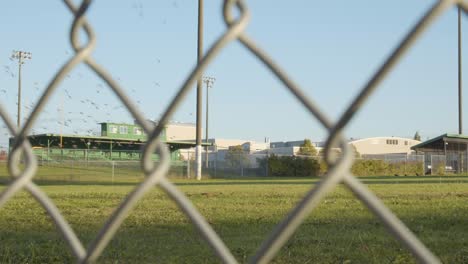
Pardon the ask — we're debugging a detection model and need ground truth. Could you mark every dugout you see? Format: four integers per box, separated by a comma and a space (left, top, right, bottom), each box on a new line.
9, 133, 210, 162
411, 134, 468, 174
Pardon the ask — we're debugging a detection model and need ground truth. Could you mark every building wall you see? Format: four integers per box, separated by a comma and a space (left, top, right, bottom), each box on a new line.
101, 121, 197, 142
165, 123, 197, 141
270, 140, 305, 148
349, 137, 420, 155
210, 139, 251, 150
266, 146, 300, 156
241, 142, 270, 153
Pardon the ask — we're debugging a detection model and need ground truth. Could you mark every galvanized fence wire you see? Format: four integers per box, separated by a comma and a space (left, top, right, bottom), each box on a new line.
0, 0, 466, 263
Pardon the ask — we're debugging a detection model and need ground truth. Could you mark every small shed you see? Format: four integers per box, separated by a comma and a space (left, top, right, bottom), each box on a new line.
411, 133, 468, 174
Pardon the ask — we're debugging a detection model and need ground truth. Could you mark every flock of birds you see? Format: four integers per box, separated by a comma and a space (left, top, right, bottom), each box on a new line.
0, 0, 186, 148
0, 54, 170, 147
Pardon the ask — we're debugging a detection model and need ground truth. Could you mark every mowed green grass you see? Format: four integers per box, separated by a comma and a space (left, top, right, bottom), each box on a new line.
0, 164, 468, 263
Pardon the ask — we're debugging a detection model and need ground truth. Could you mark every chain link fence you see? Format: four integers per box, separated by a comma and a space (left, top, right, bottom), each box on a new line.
0, 152, 432, 184
430, 155, 447, 175
1, 0, 467, 263
187, 151, 427, 178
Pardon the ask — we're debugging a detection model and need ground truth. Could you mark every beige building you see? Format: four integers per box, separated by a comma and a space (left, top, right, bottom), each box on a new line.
349, 137, 420, 155
141, 120, 198, 141
165, 122, 197, 141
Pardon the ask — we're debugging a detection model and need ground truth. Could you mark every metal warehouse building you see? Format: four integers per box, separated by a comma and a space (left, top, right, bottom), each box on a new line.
348, 137, 420, 156
412, 134, 468, 174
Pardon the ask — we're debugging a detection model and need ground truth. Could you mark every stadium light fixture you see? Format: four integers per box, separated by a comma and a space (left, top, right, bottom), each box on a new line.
203, 76, 216, 168
11, 50, 32, 128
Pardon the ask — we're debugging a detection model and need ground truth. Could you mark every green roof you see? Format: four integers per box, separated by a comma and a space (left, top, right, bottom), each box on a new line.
411, 133, 468, 150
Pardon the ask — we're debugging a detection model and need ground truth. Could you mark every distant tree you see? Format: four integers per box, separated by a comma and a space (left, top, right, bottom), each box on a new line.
225, 145, 248, 168
414, 131, 421, 141
297, 139, 317, 156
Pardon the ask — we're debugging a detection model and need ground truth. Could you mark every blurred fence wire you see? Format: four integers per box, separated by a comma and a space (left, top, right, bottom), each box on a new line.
0, 0, 467, 263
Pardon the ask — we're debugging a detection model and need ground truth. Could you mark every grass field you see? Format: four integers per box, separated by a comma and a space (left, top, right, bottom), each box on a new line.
0, 164, 468, 263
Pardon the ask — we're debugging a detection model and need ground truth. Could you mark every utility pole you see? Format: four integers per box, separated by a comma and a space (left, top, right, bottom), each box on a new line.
458, 6, 463, 135
196, 0, 204, 180
11, 50, 32, 128
203, 76, 215, 168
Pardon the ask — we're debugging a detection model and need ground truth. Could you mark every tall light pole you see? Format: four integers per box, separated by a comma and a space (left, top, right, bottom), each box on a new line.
458, 6, 463, 135
196, 0, 204, 180
11, 50, 32, 128
203, 76, 215, 168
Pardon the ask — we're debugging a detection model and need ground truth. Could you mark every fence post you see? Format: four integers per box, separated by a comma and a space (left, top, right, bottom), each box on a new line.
71, 159, 74, 181
187, 151, 191, 179
214, 150, 217, 178
430, 155, 433, 175
405, 154, 407, 175
422, 154, 425, 175
241, 153, 244, 177
47, 141, 50, 165
112, 161, 115, 185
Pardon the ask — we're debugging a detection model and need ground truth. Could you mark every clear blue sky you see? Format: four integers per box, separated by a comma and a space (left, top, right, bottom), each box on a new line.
0, 1, 466, 148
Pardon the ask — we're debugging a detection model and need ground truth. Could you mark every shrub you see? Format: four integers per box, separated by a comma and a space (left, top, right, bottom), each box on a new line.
257, 156, 424, 177
257, 155, 320, 177
350, 159, 424, 176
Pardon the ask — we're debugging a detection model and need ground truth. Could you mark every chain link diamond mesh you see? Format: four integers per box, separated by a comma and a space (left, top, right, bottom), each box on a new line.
1, 0, 467, 263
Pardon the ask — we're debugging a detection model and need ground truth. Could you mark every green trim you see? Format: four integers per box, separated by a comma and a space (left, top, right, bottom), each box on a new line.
99, 123, 150, 141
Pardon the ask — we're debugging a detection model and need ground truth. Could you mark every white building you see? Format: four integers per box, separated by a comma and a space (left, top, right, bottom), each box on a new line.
269, 140, 320, 156
208, 138, 251, 150
266, 146, 300, 156
241, 141, 270, 153
268, 137, 421, 157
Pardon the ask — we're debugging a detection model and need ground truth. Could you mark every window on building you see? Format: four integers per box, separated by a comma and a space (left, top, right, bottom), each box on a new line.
405, 141, 408, 145
134, 127, 142, 135
386, 139, 398, 145
119, 126, 128, 134
109, 125, 118, 134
